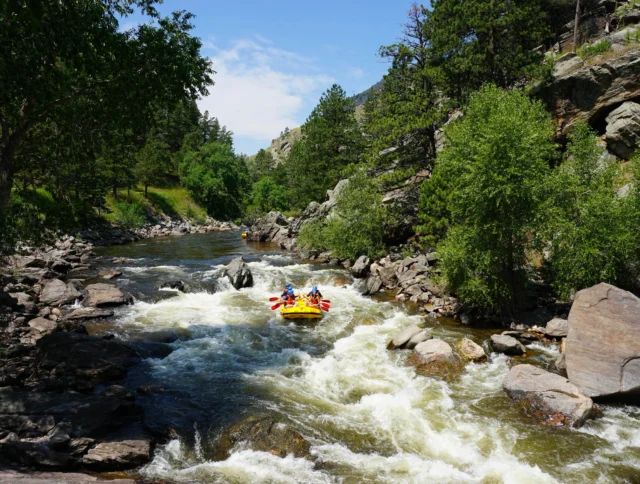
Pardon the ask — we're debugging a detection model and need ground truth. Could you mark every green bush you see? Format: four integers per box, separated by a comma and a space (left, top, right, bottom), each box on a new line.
541, 123, 640, 299
297, 173, 387, 260
248, 177, 288, 216
434, 85, 556, 312
577, 40, 612, 59
113, 200, 147, 230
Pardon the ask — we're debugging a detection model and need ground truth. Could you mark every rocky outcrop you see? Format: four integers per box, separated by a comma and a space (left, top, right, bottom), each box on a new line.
536, 47, 640, 137
503, 364, 598, 427
83, 284, 131, 308
456, 338, 487, 362
351, 256, 371, 278
605, 101, 640, 159
247, 212, 295, 250
387, 324, 432, 350
490, 334, 526, 356
224, 256, 254, 290
565, 283, 640, 402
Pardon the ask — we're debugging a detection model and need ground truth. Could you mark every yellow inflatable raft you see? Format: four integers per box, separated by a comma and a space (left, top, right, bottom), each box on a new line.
280, 299, 323, 320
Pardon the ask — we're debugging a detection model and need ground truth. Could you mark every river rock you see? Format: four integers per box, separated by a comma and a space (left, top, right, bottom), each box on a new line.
503, 364, 598, 428
544, 318, 569, 339
36, 332, 140, 382
160, 280, 186, 292
456, 338, 487, 362
605, 101, 640, 159
363, 275, 382, 295
414, 339, 457, 366
351, 256, 371, 278
216, 415, 310, 460
82, 440, 151, 470
84, 284, 131, 307
98, 269, 122, 280
387, 324, 432, 350
490, 334, 526, 356
565, 283, 640, 402
65, 308, 114, 320
225, 256, 253, 290
40, 279, 81, 307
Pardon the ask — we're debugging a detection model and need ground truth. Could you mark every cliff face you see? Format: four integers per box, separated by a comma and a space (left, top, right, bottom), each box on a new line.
260, 127, 302, 165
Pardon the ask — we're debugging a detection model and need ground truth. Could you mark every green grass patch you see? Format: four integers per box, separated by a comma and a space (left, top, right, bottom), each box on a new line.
105, 186, 207, 224
577, 40, 612, 59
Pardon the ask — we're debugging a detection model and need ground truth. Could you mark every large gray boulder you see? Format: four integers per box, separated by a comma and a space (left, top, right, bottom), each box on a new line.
456, 338, 487, 362
39, 279, 81, 307
490, 334, 526, 356
84, 284, 131, 307
225, 256, 254, 290
503, 364, 598, 428
605, 101, 640, 159
387, 324, 432, 350
565, 283, 640, 402
248, 211, 289, 242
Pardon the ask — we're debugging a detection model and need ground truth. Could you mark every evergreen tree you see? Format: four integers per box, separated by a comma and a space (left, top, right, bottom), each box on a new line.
251, 149, 275, 182
134, 131, 171, 198
365, 4, 446, 169
430, 0, 550, 103
288, 84, 364, 208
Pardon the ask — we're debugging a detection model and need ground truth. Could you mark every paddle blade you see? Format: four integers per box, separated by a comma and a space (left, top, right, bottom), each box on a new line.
320, 305, 330, 312
321, 299, 331, 303
271, 302, 283, 310
269, 297, 280, 302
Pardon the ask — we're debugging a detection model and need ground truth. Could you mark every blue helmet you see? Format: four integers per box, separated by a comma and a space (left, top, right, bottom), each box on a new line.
288, 289, 294, 295
285, 283, 292, 288
312, 286, 318, 292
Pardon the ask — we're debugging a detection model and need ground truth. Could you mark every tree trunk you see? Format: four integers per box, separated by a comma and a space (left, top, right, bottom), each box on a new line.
573, 0, 581, 53
0, 147, 15, 215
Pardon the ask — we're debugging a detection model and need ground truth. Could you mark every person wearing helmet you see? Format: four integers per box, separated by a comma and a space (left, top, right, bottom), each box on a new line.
281, 283, 293, 301
285, 288, 296, 307
306, 285, 323, 306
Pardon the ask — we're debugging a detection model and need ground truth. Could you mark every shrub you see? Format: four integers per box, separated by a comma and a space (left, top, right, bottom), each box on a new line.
434, 85, 556, 312
577, 40, 612, 59
113, 200, 146, 230
297, 173, 387, 260
541, 123, 640, 299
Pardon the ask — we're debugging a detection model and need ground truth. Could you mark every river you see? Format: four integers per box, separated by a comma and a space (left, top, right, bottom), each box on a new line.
91, 231, 640, 483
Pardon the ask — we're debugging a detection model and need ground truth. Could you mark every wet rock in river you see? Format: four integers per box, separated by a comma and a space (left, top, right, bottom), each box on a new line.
215, 415, 311, 460
98, 269, 122, 280
503, 364, 598, 428
456, 338, 487, 362
414, 339, 458, 368
387, 324, 432, 350
490, 334, 526, 356
82, 439, 151, 470
160, 280, 186, 292
65, 307, 114, 321
84, 283, 131, 307
351, 255, 371, 278
565, 283, 640, 402
224, 256, 253, 290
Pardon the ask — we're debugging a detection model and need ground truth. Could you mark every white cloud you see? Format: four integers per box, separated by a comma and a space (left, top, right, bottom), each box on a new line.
198, 39, 333, 151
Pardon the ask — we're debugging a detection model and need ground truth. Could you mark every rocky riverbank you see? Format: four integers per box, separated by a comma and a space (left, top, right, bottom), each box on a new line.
0, 236, 163, 476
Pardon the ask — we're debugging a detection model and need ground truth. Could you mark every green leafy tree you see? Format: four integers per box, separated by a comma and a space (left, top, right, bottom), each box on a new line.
134, 131, 171, 198
248, 177, 288, 215
0, 0, 213, 213
430, 0, 550, 103
436, 85, 556, 313
288, 84, 364, 208
541, 123, 640, 299
415, 166, 455, 250
180, 139, 250, 219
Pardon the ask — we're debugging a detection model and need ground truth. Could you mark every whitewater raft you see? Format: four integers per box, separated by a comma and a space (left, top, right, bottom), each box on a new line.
280, 299, 323, 320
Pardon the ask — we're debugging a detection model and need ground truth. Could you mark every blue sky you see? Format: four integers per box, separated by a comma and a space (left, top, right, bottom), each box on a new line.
121, 1, 415, 155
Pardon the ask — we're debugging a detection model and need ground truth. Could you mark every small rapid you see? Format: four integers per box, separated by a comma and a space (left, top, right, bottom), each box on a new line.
92, 231, 640, 484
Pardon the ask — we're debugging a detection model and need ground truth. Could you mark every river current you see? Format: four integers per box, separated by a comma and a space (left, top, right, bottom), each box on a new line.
92, 231, 640, 483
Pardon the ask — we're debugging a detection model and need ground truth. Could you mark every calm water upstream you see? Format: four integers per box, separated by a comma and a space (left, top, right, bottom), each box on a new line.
92, 231, 640, 483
